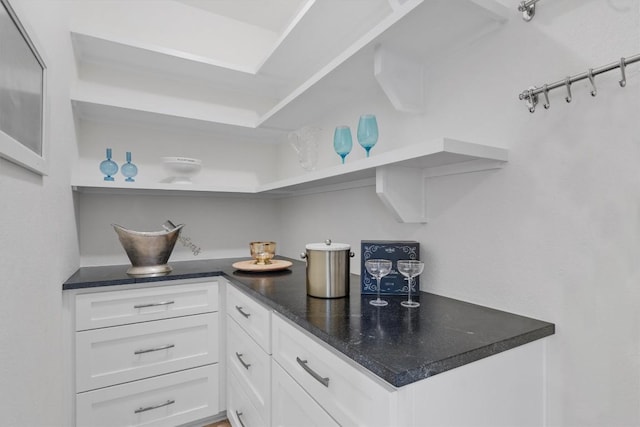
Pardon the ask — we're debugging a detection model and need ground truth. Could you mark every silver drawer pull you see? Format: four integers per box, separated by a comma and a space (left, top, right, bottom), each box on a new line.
236, 410, 247, 427
235, 305, 251, 318
296, 357, 330, 387
134, 344, 175, 355
235, 352, 251, 370
134, 399, 175, 414
134, 300, 175, 309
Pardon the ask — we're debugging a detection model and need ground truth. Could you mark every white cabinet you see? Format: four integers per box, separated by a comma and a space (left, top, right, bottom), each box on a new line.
271, 311, 547, 427
227, 316, 271, 419
76, 313, 219, 392
75, 281, 218, 330
226, 284, 271, 353
272, 313, 397, 427
70, 279, 222, 427
271, 361, 339, 427
226, 285, 272, 427
76, 364, 219, 427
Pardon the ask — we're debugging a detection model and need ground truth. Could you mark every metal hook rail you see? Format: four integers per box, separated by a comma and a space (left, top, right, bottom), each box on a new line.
518, 0, 541, 21
518, 53, 640, 113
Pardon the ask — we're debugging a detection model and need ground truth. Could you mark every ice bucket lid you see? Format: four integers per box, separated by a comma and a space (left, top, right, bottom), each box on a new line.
305, 239, 350, 251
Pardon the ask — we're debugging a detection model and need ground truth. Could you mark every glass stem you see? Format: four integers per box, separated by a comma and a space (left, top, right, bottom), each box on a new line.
366, 149, 370, 158
341, 156, 345, 164
376, 277, 381, 301
407, 277, 412, 302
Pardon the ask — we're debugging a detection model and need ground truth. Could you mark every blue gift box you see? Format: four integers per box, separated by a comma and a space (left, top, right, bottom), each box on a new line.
361, 240, 420, 295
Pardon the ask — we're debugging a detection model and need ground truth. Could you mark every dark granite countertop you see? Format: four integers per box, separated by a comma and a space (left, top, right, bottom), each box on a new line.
63, 257, 555, 387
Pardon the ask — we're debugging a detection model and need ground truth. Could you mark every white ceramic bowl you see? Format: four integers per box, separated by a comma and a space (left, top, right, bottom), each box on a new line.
162, 157, 202, 184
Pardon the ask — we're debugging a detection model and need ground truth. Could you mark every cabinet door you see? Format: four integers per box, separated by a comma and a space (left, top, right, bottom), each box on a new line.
227, 316, 271, 421
272, 360, 339, 427
76, 364, 219, 427
226, 284, 271, 353
76, 313, 218, 392
272, 314, 396, 427
76, 281, 219, 330
227, 368, 268, 427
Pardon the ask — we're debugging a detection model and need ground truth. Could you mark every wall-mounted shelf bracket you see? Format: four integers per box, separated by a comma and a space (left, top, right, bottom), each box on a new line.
376, 165, 427, 223
376, 158, 506, 224
374, 45, 425, 113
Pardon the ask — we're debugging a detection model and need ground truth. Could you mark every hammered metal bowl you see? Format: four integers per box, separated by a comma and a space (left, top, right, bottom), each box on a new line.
113, 223, 184, 276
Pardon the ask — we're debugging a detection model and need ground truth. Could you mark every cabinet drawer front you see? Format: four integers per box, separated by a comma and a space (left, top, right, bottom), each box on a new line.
227, 316, 271, 420
272, 360, 339, 427
76, 313, 219, 392
226, 285, 271, 353
272, 314, 396, 427
76, 364, 219, 427
227, 368, 268, 427
76, 281, 219, 330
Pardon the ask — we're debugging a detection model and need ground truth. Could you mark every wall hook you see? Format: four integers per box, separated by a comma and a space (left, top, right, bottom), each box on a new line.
519, 87, 538, 113
564, 77, 572, 103
518, 0, 538, 22
619, 57, 627, 87
518, 52, 640, 113
587, 68, 597, 97
541, 84, 550, 109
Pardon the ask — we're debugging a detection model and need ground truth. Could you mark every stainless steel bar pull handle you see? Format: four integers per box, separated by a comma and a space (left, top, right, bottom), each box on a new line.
236, 352, 251, 370
236, 410, 247, 427
134, 399, 175, 414
296, 357, 330, 387
134, 344, 175, 355
235, 305, 251, 318
134, 300, 175, 309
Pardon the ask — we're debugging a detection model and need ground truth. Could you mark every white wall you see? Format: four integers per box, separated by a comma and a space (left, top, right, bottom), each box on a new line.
5, 0, 637, 426
276, 1, 640, 426
78, 192, 282, 266
0, 0, 79, 425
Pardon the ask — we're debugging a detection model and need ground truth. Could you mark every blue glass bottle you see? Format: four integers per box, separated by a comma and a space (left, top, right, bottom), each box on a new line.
121, 151, 138, 182
99, 148, 118, 181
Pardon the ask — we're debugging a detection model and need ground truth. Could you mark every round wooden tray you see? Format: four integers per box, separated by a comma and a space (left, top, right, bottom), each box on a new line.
232, 259, 293, 272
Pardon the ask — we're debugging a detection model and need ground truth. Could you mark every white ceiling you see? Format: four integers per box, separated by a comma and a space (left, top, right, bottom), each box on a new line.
172, 0, 308, 33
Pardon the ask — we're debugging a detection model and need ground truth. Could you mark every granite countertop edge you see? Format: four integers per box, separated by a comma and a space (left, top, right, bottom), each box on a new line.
63, 258, 555, 388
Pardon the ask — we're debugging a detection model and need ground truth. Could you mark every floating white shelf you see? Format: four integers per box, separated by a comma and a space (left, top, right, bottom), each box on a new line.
70, 0, 508, 132
72, 138, 508, 222
70, 1, 510, 222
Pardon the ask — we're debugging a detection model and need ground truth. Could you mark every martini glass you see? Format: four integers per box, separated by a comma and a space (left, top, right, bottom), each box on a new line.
397, 260, 424, 308
356, 114, 378, 157
365, 259, 392, 307
333, 126, 353, 164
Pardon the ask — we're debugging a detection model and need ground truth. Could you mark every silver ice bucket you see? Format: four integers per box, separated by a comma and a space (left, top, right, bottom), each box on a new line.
113, 223, 184, 276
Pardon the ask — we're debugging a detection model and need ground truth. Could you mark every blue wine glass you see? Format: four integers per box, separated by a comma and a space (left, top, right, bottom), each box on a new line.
333, 126, 353, 164
99, 148, 118, 181
357, 114, 378, 157
121, 151, 138, 182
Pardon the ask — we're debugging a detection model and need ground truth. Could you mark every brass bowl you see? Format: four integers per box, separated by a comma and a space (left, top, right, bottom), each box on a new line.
250, 241, 276, 265
113, 223, 184, 276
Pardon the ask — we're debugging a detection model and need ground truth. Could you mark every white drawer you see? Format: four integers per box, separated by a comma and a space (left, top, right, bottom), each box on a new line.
272, 360, 339, 427
76, 364, 219, 427
75, 281, 219, 331
76, 313, 219, 392
226, 284, 271, 353
227, 368, 268, 427
272, 314, 396, 427
227, 316, 271, 421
